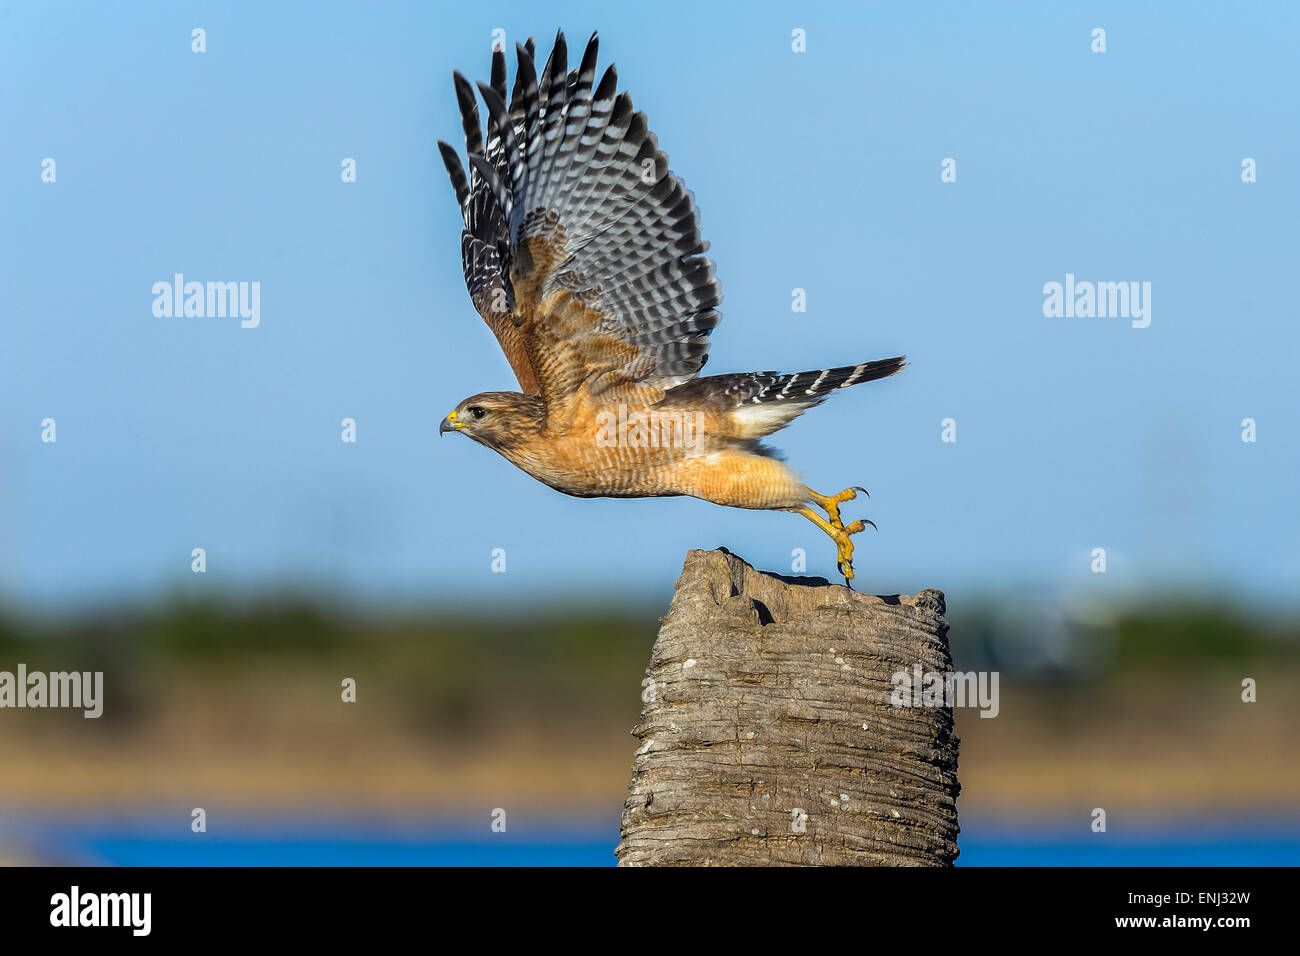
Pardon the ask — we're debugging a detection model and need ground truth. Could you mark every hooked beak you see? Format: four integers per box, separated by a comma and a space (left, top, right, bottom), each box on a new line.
439, 411, 459, 437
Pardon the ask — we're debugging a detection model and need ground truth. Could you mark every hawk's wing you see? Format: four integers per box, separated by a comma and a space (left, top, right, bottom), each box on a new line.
437, 31, 722, 413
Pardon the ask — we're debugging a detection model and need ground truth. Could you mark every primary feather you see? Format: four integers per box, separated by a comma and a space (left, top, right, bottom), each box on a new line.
437, 30, 723, 404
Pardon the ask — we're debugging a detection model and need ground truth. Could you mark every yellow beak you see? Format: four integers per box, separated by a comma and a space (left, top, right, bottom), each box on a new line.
439, 410, 463, 436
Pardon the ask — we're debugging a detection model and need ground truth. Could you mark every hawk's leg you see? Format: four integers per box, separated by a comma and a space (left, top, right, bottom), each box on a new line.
792, 505, 871, 586
804, 485, 871, 532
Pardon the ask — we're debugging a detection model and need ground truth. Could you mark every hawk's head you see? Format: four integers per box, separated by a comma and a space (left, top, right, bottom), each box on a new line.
440, 391, 543, 453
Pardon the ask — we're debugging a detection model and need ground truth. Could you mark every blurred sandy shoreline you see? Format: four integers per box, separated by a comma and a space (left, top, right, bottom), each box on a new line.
2, 668, 1295, 818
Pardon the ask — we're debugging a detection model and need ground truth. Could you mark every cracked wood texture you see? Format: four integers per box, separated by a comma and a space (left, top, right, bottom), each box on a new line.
616, 548, 960, 866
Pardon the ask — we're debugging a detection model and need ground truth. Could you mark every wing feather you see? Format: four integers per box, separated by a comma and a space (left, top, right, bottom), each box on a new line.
438, 29, 722, 411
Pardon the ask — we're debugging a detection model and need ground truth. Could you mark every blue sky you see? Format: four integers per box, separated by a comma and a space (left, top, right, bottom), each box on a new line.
2, 1, 1297, 610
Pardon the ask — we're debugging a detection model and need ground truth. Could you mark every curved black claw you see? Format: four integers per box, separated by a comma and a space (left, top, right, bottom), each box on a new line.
852, 486, 870, 498
836, 559, 855, 589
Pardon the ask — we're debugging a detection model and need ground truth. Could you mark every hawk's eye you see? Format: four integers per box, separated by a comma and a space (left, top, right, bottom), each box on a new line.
468, 406, 486, 420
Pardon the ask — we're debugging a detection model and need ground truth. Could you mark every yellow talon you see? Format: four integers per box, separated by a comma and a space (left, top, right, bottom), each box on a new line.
805, 485, 866, 531
792, 497, 874, 586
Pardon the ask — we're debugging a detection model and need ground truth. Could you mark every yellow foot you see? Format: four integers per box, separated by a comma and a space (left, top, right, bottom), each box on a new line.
805, 485, 870, 531
792, 505, 873, 587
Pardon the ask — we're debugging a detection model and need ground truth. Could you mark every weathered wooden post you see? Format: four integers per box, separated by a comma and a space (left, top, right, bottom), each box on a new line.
616, 548, 960, 866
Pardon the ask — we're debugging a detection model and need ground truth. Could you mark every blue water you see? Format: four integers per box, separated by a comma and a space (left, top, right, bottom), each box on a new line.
957, 820, 1300, 867
6, 814, 1298, 866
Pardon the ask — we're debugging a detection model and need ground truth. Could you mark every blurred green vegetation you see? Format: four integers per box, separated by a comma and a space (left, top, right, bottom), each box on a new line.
0, 594, 1295, 715
0, 597, 662, 730
1108, 606, 1299, 665
946, 599, 1299, 677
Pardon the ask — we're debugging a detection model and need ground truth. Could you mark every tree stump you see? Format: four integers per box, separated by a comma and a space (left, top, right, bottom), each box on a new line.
616, 548, 960, 866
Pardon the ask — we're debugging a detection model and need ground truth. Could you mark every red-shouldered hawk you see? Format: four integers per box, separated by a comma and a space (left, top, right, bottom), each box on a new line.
437, 31, 905, 584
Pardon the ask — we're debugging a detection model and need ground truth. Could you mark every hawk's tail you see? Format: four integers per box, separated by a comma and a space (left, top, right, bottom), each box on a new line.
687, 356, 906, 406
664, 356, 907, 438
771, 357, 908, 401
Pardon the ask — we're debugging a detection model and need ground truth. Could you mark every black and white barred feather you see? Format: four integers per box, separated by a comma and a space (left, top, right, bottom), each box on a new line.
662, 357, 907, 437
438, 30, 723, 391
670, 357, 906, 407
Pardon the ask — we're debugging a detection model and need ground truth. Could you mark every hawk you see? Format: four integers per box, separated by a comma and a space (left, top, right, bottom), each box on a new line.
437, 31, 905, 583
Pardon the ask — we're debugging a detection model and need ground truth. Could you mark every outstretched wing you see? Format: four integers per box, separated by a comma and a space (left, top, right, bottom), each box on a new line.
438, 37, 540, 394
437, 30, 722, 413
